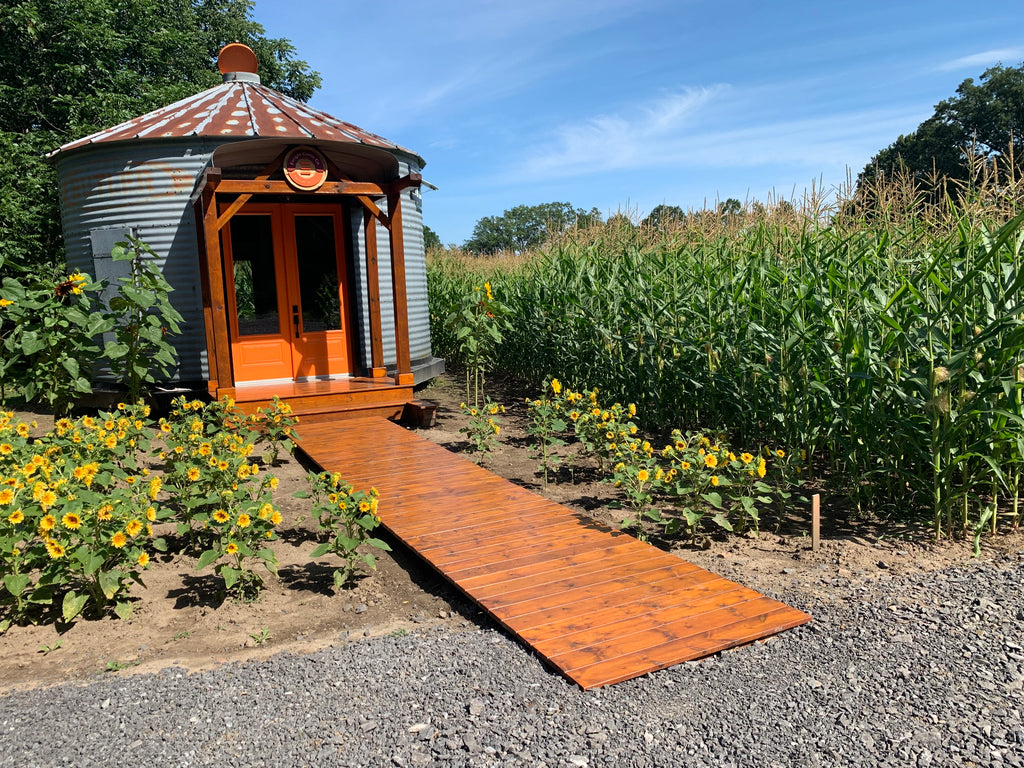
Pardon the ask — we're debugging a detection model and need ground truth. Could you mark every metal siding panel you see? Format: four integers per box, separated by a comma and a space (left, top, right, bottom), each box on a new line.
56, 140, 216, 383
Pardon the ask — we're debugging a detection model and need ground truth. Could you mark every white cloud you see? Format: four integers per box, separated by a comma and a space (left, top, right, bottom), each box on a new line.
935, 48, 1024, 72
520, 87, 724, 177
511, 87, 928, 183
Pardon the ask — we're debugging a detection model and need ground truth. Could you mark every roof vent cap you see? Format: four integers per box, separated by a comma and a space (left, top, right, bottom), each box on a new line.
218, 43, 260, 84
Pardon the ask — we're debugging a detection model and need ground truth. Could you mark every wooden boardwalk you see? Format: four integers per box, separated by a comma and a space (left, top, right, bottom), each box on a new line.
298, 418, 810, 689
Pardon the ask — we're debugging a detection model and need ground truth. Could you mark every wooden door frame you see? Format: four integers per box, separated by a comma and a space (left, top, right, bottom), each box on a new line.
192, 154, 422, 400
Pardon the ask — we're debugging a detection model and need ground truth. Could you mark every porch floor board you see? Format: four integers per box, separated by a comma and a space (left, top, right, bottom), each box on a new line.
232, 377, 414, 422
297, 417, 810, 690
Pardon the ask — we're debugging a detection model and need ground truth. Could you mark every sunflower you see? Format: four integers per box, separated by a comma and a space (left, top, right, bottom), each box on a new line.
39, 514, 56, 532
62, 512, 82, 530
97, 504, 114, 521
710, 476, 719, 486
236, 514, 251, 529
704, 454, 718, 469
111, 531, 127, 548
212, 509, 230, 524
45, 539, 65, 559
740, 453, 754, 464
137, 552, 150, 567
270, 511, 282, 526
637, 469, 650, 482
0, 488, 13, 505
8, 509, 24, 524
225, 542, 239, 555
125, 519, 143, 537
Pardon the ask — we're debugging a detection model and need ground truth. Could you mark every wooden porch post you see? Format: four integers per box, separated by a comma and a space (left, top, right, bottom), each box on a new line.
194, 169, 234, 397
386, 189, 414, 386
363, 211, 386, 378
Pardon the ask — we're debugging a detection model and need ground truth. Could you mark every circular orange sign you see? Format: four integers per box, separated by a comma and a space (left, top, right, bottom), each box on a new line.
283, 146, 328, 191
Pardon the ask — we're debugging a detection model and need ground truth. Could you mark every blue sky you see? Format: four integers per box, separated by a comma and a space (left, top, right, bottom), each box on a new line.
252, 1, 1024, 245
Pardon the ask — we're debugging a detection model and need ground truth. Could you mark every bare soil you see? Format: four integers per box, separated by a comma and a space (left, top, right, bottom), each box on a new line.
1, 372, 1019, 693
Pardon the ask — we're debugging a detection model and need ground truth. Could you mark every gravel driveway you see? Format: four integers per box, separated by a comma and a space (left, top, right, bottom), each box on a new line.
1, 558, 1021, 768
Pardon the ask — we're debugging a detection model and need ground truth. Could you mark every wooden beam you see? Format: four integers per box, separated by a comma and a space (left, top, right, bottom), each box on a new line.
364, 212, 386, 378
387, 173, 423, 193
213, 179, 386, 196
196, 169, 235, 396
193, 169, 221, 396
215, 193, 252, 232
320, 154, 390, 230
387, 189, 413, 386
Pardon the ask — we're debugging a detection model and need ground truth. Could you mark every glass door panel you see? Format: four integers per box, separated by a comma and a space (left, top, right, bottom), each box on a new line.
228, 215, 280, 336
294, 215, 342, 332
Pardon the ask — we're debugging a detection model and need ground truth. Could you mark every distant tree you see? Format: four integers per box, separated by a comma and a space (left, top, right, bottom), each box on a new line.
463, 202, 601, 254
718, 198, 743, 223
423, 225, 442, 250
0, 0, 321, 276
857, 62, 1024, 196
642, 204, 686, 228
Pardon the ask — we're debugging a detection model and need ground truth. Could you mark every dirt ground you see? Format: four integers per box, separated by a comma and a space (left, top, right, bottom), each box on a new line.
1, 372, 1020, 692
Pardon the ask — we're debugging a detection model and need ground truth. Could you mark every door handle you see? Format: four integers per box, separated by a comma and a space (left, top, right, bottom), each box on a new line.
292, 305, 300, 338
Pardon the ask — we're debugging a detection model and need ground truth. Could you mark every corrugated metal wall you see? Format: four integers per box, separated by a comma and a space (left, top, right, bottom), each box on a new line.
55, 140, 218, 383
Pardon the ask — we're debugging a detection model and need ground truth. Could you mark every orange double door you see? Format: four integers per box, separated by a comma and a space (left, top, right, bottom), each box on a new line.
221, 203, 355, 384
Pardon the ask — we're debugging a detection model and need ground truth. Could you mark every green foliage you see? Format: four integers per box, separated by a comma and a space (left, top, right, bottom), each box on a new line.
427, 197, 1024, 541
104, 236, 184, 403
300, 473, 390, 591
642, 204, 686, 229
423, 225, 443, 251
458, 399, 504, 457
251, 396, 298, 465
448, 282, 512, 408
0, 269, 114, 416
859, 61, 1024, 197
526, 379, 568, 486
0, 0, 321, 279
464, 202, 602, 254
0, 405, 164, 628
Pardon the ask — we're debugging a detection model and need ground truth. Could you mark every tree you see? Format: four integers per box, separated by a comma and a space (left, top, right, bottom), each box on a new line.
423, 225, 442, 250
718, 198, 743, 224
463, 202, 602, 254
0, 0, 321, 277
858, 62, 1024, 196
642, 204, 685, 228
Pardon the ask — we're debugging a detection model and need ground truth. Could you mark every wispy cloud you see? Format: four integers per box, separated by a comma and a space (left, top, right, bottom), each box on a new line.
512, 87, 926, 183
519, 87, 724, 177
935, 48, 1024, 72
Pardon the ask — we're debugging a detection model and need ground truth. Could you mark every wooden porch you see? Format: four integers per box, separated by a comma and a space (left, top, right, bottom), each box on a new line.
232, 377, 415, 422
298, 417, 811, 689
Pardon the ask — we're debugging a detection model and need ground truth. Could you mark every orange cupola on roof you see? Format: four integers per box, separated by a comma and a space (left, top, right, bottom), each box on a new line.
217, 42, 259, 79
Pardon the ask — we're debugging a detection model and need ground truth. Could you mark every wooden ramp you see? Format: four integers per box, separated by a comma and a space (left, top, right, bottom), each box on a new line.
298, 418, 810, 689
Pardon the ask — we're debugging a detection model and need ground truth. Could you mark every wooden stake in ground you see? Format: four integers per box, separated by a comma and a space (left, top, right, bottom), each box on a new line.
812, 494, 821, 551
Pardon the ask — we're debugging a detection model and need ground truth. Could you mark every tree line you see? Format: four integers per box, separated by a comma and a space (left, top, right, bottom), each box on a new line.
0, 0, 320, 279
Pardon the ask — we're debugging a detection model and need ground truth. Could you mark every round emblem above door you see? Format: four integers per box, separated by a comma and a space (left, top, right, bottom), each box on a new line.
283, 146, 329, 191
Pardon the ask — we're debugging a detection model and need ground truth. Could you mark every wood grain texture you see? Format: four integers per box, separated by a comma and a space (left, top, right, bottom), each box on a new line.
297, 418, 811, 689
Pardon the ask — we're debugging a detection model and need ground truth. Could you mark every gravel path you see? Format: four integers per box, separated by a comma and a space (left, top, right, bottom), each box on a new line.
1, 558, 1021, 768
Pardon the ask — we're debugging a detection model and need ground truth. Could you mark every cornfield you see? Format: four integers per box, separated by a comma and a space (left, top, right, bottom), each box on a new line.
428, 183, 1024, 538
